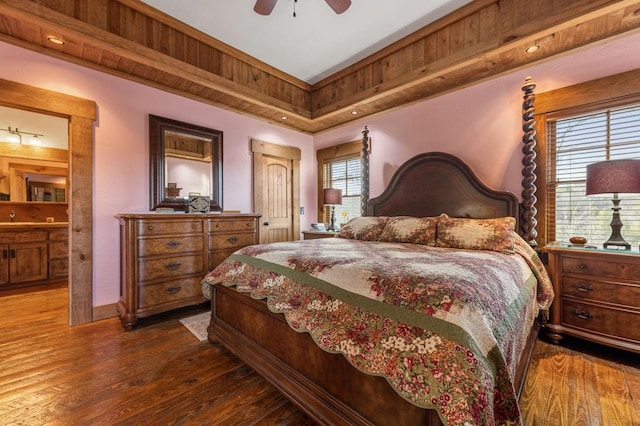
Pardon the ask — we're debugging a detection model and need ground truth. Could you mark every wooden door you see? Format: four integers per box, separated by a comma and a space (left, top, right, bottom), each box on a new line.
9, 242, 48, 283
251, 140, 301, 244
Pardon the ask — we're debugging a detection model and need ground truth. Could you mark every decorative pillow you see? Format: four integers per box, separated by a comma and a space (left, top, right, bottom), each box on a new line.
435, 213, 516, 254
378, 216, 438, 246
337, 216, 389, 241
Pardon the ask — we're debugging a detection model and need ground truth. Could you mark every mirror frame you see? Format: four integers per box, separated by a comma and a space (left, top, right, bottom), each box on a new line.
149, 114, 223, 211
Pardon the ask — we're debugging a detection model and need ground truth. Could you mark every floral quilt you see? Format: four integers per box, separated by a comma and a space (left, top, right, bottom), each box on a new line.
201, 236, 553, 426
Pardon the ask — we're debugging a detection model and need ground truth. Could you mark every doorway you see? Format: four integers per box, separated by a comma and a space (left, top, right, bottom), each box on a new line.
251, 139, 301, 243
0, 78, 96, 325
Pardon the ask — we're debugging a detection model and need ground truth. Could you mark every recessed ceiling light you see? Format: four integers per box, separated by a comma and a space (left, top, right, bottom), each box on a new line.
351, 110, 358, 115
281, 116, 288, 120
47, 36, 65, 45
525, 45, 539, 54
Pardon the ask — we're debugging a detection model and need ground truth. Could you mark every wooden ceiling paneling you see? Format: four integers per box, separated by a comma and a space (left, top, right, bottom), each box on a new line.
0, 0, 639, 134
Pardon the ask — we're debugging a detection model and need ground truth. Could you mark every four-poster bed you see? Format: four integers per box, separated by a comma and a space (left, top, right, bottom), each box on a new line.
200, 81, 548, 426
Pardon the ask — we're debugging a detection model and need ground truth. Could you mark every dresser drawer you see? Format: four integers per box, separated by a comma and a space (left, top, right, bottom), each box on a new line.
561, 276, 640, 306
209, 219, 256, 233
49, 258, 68, 278
49, 229, 68, 242
562, 256, 640, 280
561, 299, 640, 342
49, 241, 68, 258
210, 250, 237, 269
137, 220, 202, 236
138, 254, 205, 282
209, 233, 256, 250
138, 236, 204, 257
138, 277, 204, 309
0, 231, 48, 243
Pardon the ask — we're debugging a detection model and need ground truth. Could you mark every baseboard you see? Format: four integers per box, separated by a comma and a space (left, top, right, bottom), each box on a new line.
93, 302, 118, 321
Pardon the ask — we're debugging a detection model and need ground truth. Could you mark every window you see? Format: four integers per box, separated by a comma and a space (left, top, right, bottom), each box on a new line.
316, 140, 362, 227
545, 102, 640, 246
323, 157, 361, 224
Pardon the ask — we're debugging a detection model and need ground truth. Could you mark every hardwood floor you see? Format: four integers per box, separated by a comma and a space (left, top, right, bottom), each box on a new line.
0, 285, 638, 425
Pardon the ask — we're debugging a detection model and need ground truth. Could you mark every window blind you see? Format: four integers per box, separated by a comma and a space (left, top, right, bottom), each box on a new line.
547, 102, 640, 246
322, 157, 361, 226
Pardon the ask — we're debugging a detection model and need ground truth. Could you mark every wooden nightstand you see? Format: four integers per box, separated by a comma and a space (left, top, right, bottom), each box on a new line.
302, 230, 337, 240
542, 243, 640, 353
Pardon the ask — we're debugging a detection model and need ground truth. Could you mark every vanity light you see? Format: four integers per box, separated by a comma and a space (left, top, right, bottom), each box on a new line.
0, 126, 45, 145
525, 45, 539, 54
47, 36, 65, 45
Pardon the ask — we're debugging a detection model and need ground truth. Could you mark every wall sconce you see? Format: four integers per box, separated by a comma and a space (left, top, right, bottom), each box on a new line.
0, 127, 45, 145
586, 159, 640, 250
323, 188, 343, 232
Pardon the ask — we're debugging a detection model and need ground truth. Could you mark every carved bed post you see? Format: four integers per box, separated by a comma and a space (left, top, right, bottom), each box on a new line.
521, 77, 538, 247
361, 126, 370, 216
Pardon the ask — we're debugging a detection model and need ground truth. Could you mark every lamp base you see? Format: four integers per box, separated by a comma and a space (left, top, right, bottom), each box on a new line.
603, 195, 631, 250
327, 206, 339, 232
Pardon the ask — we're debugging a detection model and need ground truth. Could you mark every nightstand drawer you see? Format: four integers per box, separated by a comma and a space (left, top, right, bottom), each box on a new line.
561, 299, 640, 342
561, 276, 640, 306
138, 277, 204, 309
562, 256, 640, 280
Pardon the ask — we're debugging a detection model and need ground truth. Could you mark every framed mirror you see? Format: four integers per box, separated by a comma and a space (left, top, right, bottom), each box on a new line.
149, 114, 223, 211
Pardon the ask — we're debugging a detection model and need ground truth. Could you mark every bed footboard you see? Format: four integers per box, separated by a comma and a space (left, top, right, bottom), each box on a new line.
209, 284, 444, 426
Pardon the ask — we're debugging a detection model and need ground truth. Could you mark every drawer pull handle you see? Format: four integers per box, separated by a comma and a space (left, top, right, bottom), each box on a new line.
166, 286, 181, 295
147, 225, 154, 231
227, 236, 238, 243
579, 263, 587, 270
165, 241, 181, 248
2, 249, 6, 259
165, 262, 181, 271
10, 249, 15, 259
572, 310, 593, 320
191, 224, 197, 229
574, 284, 593, 292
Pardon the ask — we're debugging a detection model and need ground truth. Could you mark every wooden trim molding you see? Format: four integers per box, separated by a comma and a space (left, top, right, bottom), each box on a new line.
0, 78, 96, 325
0, 0, 638, 133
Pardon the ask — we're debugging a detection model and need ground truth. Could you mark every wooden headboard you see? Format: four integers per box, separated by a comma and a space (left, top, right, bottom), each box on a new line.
367, 152, 520, 230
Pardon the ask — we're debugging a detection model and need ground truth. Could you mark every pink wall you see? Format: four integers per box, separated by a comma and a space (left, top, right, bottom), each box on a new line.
1, 29, 640, 310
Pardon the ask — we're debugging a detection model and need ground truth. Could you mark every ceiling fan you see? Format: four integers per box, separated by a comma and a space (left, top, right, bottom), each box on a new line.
254, 0, 352, 16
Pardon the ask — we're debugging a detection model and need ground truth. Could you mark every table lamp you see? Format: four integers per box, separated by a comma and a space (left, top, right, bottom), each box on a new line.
586, 159, 640, 250
323, 188, 343, 232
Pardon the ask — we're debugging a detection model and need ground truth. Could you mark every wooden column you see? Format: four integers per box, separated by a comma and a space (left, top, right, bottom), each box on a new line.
521, 77, 538, 247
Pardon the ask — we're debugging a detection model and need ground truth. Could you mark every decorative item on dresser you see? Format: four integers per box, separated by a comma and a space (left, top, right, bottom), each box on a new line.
115, 213, 259, 330
543, 243, 640, 353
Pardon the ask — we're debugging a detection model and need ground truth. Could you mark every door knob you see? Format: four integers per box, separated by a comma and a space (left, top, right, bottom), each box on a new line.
263, 221, 269, 226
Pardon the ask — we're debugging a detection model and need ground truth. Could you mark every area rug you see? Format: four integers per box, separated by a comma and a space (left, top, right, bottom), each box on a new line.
180, 311, 210, 341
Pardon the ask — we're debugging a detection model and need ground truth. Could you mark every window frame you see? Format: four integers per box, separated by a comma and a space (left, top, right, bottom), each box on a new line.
533, 68, 640, 245
316, 140, 362, 224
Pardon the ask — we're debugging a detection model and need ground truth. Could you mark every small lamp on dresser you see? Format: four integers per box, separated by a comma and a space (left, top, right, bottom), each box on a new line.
323, 188, 342, 232
586, 159, 640, 250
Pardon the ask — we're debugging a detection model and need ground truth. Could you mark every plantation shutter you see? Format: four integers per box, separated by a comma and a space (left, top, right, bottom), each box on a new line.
547, 102, 640, 246
322, 157, 361, 226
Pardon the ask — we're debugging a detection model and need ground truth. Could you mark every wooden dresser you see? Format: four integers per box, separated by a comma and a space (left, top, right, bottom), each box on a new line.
116, 213, 260, 330
543, 243, 640, 353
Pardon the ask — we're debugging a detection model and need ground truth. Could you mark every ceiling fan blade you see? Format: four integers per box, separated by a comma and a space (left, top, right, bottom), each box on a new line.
254, 0, 278, 15
325, 0, 351, 14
